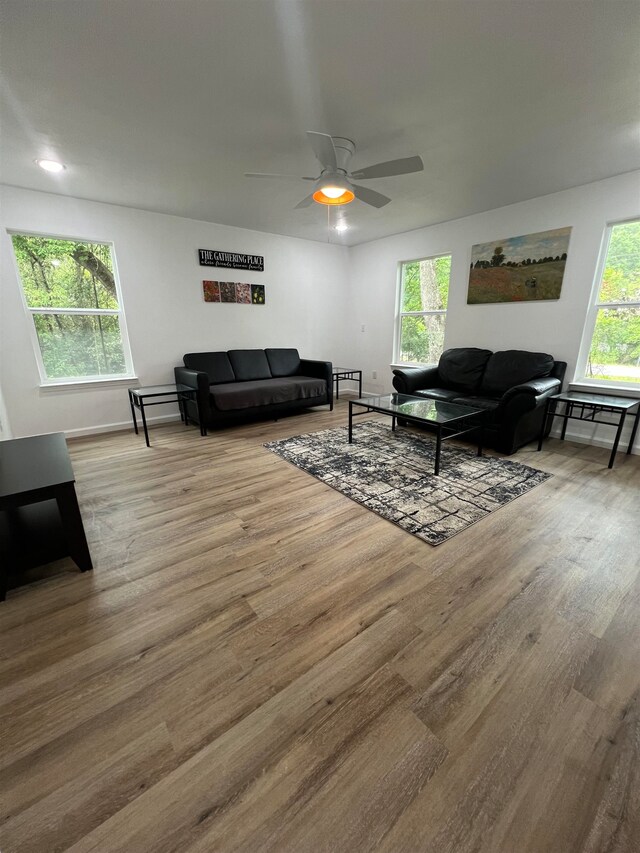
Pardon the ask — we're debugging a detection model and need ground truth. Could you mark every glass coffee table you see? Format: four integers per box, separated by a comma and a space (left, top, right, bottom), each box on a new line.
348, 393, 486, 475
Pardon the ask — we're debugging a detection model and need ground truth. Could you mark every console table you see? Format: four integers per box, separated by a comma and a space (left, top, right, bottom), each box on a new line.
538, 391, 640, 469
0, 433, 93, 600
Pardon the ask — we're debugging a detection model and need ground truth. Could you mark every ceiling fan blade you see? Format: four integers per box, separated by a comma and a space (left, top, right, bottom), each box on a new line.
245, 172, 316, 180
349, 155, 424, 180
352, 184, 391, 208
306, 131, 338, 170
294, 193, 315, 209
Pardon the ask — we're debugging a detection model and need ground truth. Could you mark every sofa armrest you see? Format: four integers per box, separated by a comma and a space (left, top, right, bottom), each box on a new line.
501, 377, 561, 403
299, 359, 333, 406
392, 365, 439, 394
174, 367, 211, 417
299, 358, 332, 380
174, 366, 208, 391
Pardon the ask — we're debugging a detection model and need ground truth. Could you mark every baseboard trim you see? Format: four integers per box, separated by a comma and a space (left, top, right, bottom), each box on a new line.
549, 424, 639, 456
65, 413, 181, 439
57, 406, 638, 457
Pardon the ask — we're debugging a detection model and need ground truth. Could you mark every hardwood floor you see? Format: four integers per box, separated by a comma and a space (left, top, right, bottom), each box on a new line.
1, 401, 639, 852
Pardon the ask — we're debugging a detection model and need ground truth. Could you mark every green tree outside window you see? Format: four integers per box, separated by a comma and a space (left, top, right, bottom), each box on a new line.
397, 255, 451, 364
11, 235, 130, 380
585, 221, 640, 384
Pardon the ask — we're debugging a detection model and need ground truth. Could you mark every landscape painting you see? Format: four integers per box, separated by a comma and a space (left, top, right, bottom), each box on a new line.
467, 226, 572, 304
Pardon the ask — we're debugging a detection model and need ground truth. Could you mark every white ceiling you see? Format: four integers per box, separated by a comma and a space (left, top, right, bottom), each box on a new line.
1, 0, 639, 246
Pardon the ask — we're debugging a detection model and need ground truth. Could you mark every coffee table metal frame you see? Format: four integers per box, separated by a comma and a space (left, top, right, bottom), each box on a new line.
128, 384, 203, 447
348, 394, 485, 475
538, 390, 640, 469
333, 368, 363, 401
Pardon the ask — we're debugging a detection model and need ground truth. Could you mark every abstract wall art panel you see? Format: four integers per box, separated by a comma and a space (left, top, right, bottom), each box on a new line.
203, 280, 221, 302
203, 281, 266, 305
220, 282, 237, 303
251, 284, 266, 304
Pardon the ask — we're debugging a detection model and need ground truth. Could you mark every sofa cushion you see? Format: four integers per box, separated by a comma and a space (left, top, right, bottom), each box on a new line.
438, 348, 492, 393
265, 348, 302, 377
480, 350, 555, 397
210, 377, 326, 411
183, 352, 235, 384
451, 395, 502, 412
413, 388, 460, 402
451, 395, 502, 424
228, 349, 272, 381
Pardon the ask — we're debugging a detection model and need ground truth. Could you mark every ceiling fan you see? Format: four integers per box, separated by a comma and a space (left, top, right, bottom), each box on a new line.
245, 131, 424, 209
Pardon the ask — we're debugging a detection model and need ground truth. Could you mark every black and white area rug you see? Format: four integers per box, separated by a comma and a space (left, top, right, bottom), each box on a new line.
265, 421, 551, 546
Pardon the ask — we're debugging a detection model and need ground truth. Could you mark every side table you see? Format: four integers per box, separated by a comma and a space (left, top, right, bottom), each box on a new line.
0, 433, 93, 600
333, 368, 363, 401
128, 384, 204, 447
537, 391, 640, 468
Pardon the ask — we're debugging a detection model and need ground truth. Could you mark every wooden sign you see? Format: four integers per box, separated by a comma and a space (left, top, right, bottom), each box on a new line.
198, 249, 264, 271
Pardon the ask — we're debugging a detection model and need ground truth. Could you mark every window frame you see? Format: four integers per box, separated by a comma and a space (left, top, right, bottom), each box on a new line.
393, 252, 451, 367
9, 229, 136, 387
575, 217, 640, 390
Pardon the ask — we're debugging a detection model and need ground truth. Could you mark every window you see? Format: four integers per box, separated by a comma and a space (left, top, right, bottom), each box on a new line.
10, 234, 133, 383
577, 220, 640, 386
395, 254, 451, 364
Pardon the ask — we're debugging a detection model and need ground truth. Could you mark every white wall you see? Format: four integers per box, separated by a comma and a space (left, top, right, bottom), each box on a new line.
0, 186, 350, 437
346, 171, 640, 451
2, 173, 639, 452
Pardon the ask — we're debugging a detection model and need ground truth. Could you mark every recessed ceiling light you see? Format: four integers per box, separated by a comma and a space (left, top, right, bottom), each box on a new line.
334, 222, 349, 232
35, 159, 66, 173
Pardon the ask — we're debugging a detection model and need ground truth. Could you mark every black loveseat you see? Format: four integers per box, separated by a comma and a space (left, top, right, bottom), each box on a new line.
174, 348, 332, 432
392, 347, 566, 454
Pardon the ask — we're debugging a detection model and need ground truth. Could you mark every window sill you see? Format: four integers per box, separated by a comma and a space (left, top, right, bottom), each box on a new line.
390, 362, 437, 370
39, 375, 138, 392
569, 381, 640, 399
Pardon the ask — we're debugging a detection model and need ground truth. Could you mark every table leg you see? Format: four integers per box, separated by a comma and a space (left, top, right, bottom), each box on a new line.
56, 482, 93, 572
477, 420, 484, 458
392, 416, 396, 432
140, 398, 150, 447
560, 401, 569, 440
627, 405, 640, 455
435, 427, 442, 476
358, 372, 362, 398
609, 411, 627, 469
129, 391, 139, 435
348, 401, 353, 443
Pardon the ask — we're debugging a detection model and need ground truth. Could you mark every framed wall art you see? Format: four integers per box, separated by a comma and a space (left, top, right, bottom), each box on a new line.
203, 281, 266, 304
467, 226, 572, 304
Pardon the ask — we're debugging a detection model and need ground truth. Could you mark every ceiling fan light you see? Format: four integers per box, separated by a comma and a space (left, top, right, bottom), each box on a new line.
319, 185, 346, 199
312, 187, 355, 205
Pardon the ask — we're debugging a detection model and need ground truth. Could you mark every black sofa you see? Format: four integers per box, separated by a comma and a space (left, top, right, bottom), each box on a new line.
174, 348, 332, 432
392, 347, 566, 454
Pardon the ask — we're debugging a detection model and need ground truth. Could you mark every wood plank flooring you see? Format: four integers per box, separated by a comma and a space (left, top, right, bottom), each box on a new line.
1, 401, 639, 852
